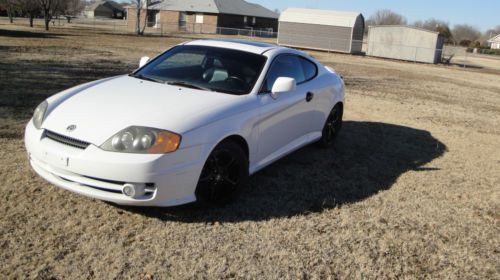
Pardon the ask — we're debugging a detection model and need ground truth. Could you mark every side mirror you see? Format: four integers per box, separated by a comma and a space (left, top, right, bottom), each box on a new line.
139, 56, 150, 68
270, 77, 296, 99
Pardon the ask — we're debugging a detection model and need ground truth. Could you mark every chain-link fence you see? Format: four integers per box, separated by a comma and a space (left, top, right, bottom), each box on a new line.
277, 32, 494, 67
5, 17, 498, 69
2, 16, 277, 39
68, 17, 278, 39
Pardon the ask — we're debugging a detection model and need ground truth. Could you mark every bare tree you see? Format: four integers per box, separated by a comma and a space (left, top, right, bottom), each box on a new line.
452, 24, 481, 46
367, 9, 407, 26
38, 0, 64, 31
413, 18, 453, 43
0, 0, 18, 23
17, 0, 39, 27
62, 0, 83, 23
482, 25, 500, 46
131, 0, 149, 35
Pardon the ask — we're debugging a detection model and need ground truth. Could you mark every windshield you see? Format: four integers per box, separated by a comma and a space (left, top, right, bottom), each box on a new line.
132, 45, 267, 95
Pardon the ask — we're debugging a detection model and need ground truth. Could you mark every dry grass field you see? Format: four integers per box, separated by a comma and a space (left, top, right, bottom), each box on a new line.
1, 23, 499, 279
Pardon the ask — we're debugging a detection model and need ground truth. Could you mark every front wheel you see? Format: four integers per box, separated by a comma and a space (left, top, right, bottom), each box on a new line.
195, 141, 248, 206
318, 104, 343, 148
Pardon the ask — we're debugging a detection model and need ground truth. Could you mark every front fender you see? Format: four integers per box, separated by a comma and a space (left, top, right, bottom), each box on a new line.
180, 101, 260, 172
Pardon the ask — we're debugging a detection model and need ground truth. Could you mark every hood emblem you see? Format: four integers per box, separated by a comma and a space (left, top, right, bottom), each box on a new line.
66, 125, 77, 132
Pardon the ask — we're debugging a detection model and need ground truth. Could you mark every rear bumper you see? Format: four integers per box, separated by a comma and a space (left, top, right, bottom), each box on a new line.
25, 121, 207, 207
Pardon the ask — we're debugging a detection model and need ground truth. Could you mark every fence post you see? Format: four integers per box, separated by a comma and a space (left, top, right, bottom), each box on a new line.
463, 50, 467, 68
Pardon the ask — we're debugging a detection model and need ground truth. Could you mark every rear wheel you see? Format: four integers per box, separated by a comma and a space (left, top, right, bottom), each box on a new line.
318, 104, 343, 148
195, 141, 248, 205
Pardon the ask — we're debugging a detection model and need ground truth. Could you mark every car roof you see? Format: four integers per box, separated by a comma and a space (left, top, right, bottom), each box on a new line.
183, 39, 281, 54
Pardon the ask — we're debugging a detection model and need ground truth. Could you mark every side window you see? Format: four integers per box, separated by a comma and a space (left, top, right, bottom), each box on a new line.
299, 57, 318, 81
263, 55, 305, 92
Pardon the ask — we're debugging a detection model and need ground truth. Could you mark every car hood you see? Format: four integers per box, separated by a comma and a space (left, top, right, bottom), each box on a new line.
42, 75, 240, 145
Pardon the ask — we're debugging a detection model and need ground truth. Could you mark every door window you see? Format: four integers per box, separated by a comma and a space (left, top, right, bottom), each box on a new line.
262, 55, 305, 92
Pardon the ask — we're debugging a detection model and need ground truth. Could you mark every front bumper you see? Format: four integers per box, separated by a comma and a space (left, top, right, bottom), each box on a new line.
25, 122, 206, 206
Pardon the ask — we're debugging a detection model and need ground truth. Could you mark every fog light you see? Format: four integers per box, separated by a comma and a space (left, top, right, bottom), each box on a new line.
122, 183, 146, 198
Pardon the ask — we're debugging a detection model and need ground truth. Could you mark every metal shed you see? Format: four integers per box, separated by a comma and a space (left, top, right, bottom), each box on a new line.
278, 8, 365, 53
367, 26, 444, 64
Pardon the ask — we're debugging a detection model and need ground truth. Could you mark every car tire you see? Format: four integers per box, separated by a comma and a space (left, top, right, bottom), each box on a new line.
195, 140, 249, 206
318, 104, 343, 148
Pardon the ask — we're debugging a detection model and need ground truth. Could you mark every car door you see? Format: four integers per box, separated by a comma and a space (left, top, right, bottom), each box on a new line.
256, 54, 316, 165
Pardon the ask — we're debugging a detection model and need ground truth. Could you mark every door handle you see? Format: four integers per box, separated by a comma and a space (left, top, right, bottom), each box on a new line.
306, 92, 314, 102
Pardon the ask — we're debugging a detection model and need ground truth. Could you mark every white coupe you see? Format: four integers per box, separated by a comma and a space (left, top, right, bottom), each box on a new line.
25, 39, 345, 206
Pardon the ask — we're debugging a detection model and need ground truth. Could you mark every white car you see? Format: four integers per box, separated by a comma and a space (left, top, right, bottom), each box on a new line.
25, 39, 345, 206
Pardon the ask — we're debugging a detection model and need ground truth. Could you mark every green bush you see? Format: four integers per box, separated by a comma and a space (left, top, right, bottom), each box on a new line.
466, 47, 500, 55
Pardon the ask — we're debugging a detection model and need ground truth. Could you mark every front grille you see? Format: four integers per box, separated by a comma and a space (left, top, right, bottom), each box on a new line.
45, 130, 90, 149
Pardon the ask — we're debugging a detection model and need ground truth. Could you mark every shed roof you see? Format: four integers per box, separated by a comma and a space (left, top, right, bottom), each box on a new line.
279, 8, 362, 28
148, 0, 278, 19
368, 25, 441, 35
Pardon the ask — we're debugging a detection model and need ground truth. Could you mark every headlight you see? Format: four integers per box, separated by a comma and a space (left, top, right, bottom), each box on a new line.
101, 126, 181, 154
33, 101, 48, 129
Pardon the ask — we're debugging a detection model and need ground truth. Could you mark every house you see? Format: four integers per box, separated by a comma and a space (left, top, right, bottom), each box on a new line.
278, 8, 365, 54
367, 26, 445, 64
487, 34, 500, 49
126, 0, 278, 34
85, 0, 125, 19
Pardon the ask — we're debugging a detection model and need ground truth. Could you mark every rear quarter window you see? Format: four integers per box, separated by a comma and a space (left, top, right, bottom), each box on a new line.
299, 57, 318, 81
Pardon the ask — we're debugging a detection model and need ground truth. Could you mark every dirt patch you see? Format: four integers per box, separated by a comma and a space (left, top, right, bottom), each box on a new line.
0, 23, 499, 279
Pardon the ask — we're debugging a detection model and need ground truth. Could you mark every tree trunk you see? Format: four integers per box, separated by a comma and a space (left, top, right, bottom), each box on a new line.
7, 9, 13, 23
45, 16, 50, 31
29, 15, 34, 27
141, 11, 148, 35
135, 7, 141, 35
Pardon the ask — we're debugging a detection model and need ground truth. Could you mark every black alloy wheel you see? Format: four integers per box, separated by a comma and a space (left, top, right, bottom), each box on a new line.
195, 141, 248, 205
318, 104, 343, 148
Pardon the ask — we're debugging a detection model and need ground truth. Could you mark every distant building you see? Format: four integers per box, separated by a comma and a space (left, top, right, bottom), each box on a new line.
85, 1, 125, 19
367, 25, 444, 64
487, 34, 500, 49
278, 8, 365, 54
126, 0, 278, 34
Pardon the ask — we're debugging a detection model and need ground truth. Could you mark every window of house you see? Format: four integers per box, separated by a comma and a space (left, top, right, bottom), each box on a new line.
252, 17, 256, 25
179, 12, 187, 28
243, 16, 248, 25
195, 14, 204, 24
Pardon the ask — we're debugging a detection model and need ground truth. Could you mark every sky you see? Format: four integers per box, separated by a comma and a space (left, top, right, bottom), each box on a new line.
262, 0, 499, 32
119, 0, 499, 32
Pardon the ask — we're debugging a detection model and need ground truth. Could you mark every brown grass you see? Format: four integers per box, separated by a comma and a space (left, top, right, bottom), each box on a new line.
1, 23, 499, 279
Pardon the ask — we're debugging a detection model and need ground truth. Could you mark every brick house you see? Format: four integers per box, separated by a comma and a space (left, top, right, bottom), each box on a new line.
126, 0, 278, 34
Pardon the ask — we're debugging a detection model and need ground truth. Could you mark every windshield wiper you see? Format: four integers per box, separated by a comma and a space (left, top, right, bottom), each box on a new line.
130, 73, 164, 84
167, 81, 213, 91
